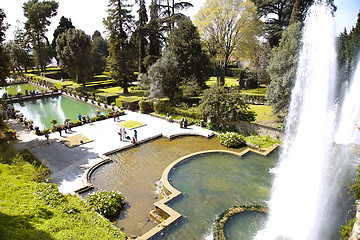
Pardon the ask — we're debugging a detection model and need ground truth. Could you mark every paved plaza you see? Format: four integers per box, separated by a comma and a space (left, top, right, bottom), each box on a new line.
6, 110, 214, 194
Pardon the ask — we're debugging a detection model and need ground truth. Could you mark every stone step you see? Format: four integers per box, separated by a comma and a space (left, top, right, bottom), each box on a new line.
149, 210, 166, 224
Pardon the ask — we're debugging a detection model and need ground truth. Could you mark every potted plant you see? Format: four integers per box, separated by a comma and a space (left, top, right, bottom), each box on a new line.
28, 120, 34, 130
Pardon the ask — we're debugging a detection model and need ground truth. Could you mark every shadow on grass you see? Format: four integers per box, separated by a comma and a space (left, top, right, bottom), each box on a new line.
0, 212, 55, 240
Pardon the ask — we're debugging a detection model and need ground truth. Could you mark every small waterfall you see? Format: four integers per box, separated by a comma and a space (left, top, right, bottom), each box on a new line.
256, 2, 340, 239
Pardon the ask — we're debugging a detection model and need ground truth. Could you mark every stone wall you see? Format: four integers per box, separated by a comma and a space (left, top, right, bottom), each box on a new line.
231, 120, 284, 140
350, 201, 360, 240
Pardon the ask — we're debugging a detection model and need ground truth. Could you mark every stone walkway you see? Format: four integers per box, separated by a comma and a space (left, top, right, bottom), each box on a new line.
6, 110, 214, 194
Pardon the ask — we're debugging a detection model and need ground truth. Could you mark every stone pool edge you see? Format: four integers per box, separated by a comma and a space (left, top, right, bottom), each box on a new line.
137, 144, 279, 240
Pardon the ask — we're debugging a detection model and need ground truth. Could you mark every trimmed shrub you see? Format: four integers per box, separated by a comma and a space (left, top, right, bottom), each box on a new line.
86, 190, 125, 219
139, 99, 153, 114
218, 132, 246, 148
115, 98, 123, 108
153, 99, 172, 114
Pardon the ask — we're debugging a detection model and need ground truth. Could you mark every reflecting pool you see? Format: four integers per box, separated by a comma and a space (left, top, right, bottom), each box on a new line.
0, 83, 46, 96
12, 95, 107, 129
90, 136, 278, 238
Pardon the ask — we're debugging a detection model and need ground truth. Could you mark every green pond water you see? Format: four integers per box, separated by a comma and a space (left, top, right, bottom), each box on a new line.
163, 151, 277, 239
0, 83, 46, 96
90, 136, 278, 239
12, 95, 107, 129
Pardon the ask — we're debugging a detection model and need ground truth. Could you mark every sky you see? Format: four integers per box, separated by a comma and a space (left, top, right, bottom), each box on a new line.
1, 0, 360, 42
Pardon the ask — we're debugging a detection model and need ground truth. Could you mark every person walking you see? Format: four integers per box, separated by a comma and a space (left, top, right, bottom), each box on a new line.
45, 132, 49, 144
78, 113, 82, 121
118, 128, 123, 141
134, 130, 137, 141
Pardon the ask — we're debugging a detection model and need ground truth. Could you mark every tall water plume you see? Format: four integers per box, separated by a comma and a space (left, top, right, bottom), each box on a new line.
255, 2, 339, 239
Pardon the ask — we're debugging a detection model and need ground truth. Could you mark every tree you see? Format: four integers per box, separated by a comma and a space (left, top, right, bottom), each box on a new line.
266, 21, 301, 114
144, 50, 179, 101
23, 0, 58, 71
104, 0, 135, 94
13, 26, 34, 73
338, 11, 360, 83
92, 30, 109, 57
145, 0, 162, 69
51, 16, 74, 60
0, 8, 10, 86
56, 28, 92, 87
136, 0, 148, 74
195, 0, 262, 86
168, 17, 210, 88
199, 84, 255, 123
251, 0, 336, 47
159, 0, 193, 34
91, 31, 108, 75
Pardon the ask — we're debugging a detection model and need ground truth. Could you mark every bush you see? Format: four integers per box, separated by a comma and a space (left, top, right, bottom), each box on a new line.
153, 99, 172, 114
86, 190, 125, 219
115, 98, 123, 108
218, 132, 246, 148
139, 99, 153, 114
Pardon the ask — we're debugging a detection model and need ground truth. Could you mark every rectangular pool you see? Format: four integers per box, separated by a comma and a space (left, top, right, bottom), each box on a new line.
12, 95, 108, 130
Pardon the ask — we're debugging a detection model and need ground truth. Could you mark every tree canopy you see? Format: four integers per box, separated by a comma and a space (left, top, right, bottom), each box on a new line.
56, 28, 92, 86
23, 0, 58, 71
104, 0, 136, 94
199, 84, 255, 123
0, 9, 10, 86
266, 21, 301, 114
168, 17, 210, 88
195, 0, 262, 85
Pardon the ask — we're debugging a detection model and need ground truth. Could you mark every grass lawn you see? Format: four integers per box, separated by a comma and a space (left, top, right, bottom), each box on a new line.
118, 120, 145, 129
241, 87, 267, 95
248, 104, 279, 127
0, 141, 126, 240
206, 76, 239, 87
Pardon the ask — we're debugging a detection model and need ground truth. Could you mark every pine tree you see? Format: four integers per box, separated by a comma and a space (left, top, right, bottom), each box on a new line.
104, 0, 135, 94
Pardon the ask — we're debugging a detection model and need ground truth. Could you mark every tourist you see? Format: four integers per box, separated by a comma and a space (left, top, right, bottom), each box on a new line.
78, 113, 82, 121
123, 128, 127, 140
63, 121, 68, 133
184, 118, 188, 128
134, 130, 137, 141
57, 125, 62, 137
116, 110, 120, 121
118, 128, 122, 141
45, 132, 49, 144
86, 115, 90, 123
179, 118, 183, 128
132, 137, 136, 144
113, 111, 117, 121
166, 113, 169, 121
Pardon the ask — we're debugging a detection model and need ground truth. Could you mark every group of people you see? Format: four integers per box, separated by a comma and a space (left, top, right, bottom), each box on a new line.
56, 120, 72, 137
179, 118, 188, 128
113, 110, 121, 121
78, 113, 90, 124
118, 128, 137, 144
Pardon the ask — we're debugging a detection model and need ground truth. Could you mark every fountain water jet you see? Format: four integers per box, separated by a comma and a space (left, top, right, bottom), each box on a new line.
255, 2, 344, 239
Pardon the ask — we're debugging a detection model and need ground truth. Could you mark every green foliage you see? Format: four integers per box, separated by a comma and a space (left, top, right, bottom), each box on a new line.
199, 85, 255, 123
86, 190, 125, 219
115, 97, 123, 108
243, 134, 281, 148
56, 28, 93, 87
104, 0, 135, 94
168, 17, 210, 88
0, 9, 10, 86
266, 22, 302, 114
23, 0, 58, 71
340, 217, 356, 239
146, 50, 180, 101
351, 165, 360, 200
35, 182, 66, 207
51, 16, 75, 56
153, 98, 172, 114
218, 132, 246, 148
139, 99, 153, 114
